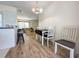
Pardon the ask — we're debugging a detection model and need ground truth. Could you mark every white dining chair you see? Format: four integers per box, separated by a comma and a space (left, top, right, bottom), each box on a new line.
43, 29, 55, 47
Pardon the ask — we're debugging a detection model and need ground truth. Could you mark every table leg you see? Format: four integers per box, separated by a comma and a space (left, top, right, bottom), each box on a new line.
36, 34, 38, 40
55, 42, 57, 54
47, 38, 49, 47
42, 36, 44, 46
70, 49, 74, 58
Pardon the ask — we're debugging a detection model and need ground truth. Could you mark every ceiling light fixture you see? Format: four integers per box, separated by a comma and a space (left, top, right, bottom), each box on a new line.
32, 1, 43, 14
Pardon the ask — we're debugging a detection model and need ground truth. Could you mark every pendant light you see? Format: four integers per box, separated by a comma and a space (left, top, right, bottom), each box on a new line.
32, 1, 43, 14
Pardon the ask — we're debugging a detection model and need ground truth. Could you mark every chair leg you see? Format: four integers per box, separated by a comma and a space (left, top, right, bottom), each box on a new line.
55, 42, 57, 54
40, 35, 41, 41
70, 49, 74, 58
47, 38, 49, 47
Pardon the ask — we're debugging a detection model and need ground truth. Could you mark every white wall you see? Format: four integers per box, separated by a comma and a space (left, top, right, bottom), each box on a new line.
39, 1, 79, 54
0, 4, 17, 27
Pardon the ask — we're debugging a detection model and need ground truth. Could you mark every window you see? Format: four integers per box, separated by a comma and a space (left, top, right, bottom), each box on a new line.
18, 22, 29, 29
0, 14, 2, 27
24, 22, 29, 28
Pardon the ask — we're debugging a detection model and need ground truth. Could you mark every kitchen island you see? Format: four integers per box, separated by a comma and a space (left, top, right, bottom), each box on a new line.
0, 27, 16, 57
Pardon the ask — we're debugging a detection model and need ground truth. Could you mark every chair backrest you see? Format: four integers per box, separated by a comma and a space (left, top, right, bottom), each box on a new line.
43, 27, 56, 42
48, 26, 56, 36
61, 26, 78, 42
48, 29, 55, 37
47, 30, 53, 36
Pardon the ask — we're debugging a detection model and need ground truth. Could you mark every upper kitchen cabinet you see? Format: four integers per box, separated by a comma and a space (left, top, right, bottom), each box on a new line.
0, 4, 17, 27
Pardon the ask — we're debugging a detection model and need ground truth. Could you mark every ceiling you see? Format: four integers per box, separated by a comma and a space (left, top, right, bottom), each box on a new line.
0, 1, 52, 20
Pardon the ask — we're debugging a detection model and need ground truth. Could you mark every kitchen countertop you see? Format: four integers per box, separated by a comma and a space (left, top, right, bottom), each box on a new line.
0, 27, 14, 29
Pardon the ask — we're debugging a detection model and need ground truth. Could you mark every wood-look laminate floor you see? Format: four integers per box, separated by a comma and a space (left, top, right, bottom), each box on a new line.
5, 30, 68, 58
